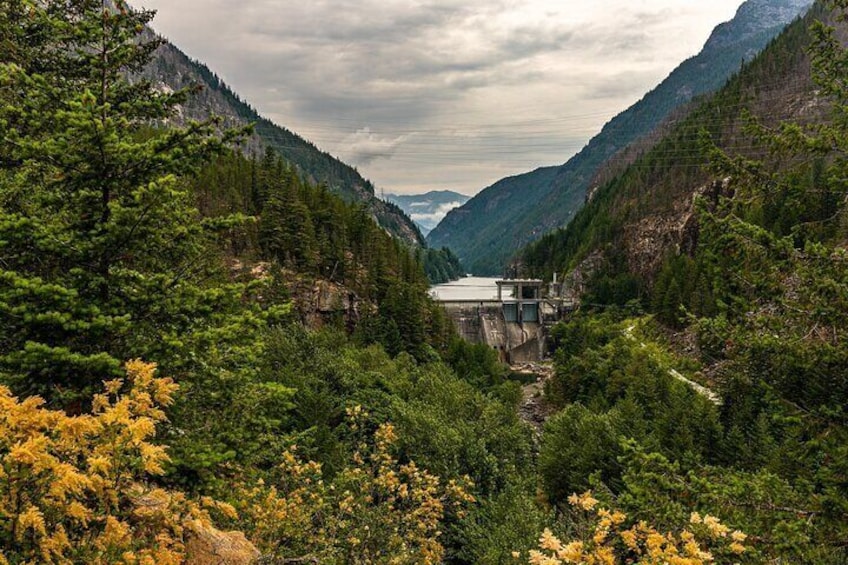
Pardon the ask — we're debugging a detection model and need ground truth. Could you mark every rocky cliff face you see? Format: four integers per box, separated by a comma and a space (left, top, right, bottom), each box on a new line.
704, 0, 813, 50
621, 180, 730, 281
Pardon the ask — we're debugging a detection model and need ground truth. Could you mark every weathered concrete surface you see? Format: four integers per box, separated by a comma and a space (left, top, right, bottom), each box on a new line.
440, 301, 547, 363
441, 302, 490, 343
509, 331, 544, 364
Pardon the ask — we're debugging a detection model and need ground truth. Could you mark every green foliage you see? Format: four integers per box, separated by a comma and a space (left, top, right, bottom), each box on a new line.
531, 5, 848, 561
443, 337, 510, 392
617, 441, 847, 563
256, 325, 537, 560
581, 253, 644, 308
651, 254, 717, 327
539, 404, 624, 504
0, 0, 255, 406
454, 480, 555, 565
0, 2, 306, 498
261, 326, 533, 496
549, 316, 721, 456
421, 246, 465, 284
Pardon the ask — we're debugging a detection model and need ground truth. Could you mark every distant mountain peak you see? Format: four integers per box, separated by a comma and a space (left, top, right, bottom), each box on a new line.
705, 0, 814, 51
385, 191, 471, 236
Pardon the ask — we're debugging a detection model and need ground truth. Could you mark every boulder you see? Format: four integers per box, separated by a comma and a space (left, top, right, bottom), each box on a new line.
185, 520, 260, 565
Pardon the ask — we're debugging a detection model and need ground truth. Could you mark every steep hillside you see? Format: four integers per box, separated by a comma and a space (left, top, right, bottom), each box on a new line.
428, 167, 559, 275
523, 5, 848, 558
523, 2, 831, 287
428, 0, 813, 274
384, 190, 470, 236
140, 36, 423, 246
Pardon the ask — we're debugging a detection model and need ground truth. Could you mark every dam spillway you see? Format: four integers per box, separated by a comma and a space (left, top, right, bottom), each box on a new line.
431, 278, 571, 364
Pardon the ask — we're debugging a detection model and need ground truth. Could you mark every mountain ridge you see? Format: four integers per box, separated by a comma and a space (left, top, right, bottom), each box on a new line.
522, 1, 830, 285
140, 32, 424, 246
384, 190, 471, 236
427, 0, 814, 275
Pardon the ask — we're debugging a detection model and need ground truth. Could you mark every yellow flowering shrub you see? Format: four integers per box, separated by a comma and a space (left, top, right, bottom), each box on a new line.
518, 492, 749, 565
0, 360, 232, 564
237, 408, 475, 564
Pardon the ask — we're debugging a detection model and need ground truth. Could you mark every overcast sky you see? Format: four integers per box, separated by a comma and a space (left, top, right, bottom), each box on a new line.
138, 0, 745, 195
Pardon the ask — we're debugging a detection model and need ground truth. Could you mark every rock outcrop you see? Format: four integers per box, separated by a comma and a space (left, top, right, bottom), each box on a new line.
185, 521, 261, 565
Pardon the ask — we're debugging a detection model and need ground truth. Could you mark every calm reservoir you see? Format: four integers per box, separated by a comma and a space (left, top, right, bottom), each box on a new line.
429, 277, 501, 301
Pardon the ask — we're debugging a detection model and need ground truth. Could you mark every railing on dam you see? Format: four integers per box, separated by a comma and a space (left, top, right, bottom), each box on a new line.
434, 298, 577, 310
435, 299, 503, 307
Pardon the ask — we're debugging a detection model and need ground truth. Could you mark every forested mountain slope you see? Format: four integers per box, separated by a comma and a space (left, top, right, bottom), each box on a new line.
141, 32, 423, 245
428, 0, 813, 274
428, 166, 560, 275
522, 2, 831, 285
522, 3, 848, 559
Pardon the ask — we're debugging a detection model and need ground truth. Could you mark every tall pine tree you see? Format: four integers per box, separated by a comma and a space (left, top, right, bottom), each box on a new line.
0, 0, 242, 405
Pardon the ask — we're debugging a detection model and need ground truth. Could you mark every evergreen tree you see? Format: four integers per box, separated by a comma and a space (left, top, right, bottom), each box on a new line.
0, 0, 242, 405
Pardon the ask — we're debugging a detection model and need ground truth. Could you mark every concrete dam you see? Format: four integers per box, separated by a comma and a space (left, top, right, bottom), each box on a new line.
432, 278, 572, 364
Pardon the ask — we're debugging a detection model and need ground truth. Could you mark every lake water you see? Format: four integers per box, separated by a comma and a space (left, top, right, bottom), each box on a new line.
429, 276, 501, 301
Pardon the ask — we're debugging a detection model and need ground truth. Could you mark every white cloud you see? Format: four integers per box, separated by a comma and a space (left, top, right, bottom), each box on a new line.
410, 201, 466, 225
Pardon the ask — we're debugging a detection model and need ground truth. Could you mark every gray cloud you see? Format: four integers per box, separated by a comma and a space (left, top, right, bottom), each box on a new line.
139, 0, 744, 194
341, 128, 412, 165
587, 70, 666, 100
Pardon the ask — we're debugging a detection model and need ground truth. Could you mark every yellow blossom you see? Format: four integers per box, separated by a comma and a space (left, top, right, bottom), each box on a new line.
567, 491, 599, 511
0, 361, 216, 564
557, 541, 584, 562
593, 527, 610, 544
103, 378, 125, 395
15, 506, 47, 541
594, 546, 615, 565
139, 442, 168, 475
540, 528, 563, 552
702, 515, 729, 538
620, 529, 639, 550
730, 542, 746, 554
66, 501, 92, 526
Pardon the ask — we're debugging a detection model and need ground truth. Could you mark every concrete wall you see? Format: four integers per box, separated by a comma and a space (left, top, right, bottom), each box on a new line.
440, 301, 547, 363
509, 337, 544, 365
442, 303, 484, 343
